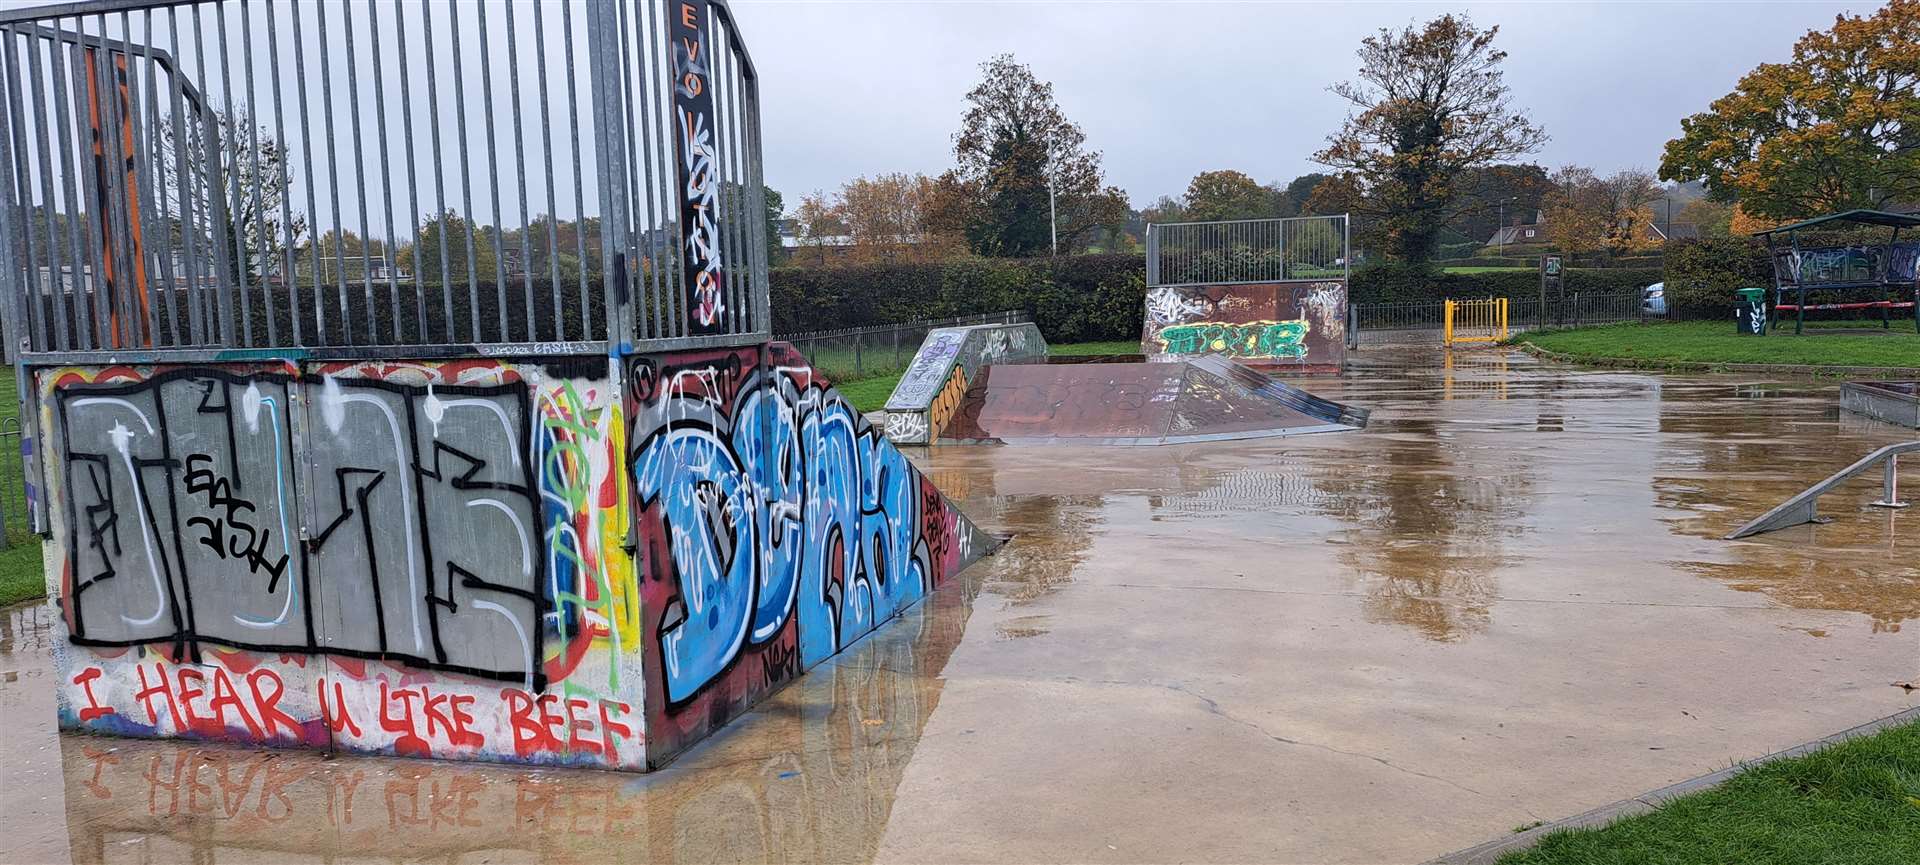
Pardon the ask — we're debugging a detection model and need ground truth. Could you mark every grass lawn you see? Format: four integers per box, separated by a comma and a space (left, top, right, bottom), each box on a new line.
1500, 719, 1920, 864
0, 364, 44, 607
1519, 320, 1920, 369
832, 340, 1142, 413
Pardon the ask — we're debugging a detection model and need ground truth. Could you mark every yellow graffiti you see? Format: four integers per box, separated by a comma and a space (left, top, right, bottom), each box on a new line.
926, 365, 970, 441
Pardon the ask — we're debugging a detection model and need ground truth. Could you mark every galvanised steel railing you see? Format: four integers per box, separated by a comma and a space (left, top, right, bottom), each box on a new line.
1146, 213, 1350, 288
0, 0, 768, 363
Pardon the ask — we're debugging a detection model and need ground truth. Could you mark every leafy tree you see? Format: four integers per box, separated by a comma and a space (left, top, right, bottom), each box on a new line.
1314, 14, 1548, 266
952, 54, 1129, 256
1448, 164, 1550, 243
1543, 166, 1663, 256
1181, 170, 1281, 222
765, 187, 787, 266
1282, 173, 1332, 215
1660, 0, 1920, 219
409, 211, 498, 283
1679, 198, 1734, 238
154, 108, 306, 282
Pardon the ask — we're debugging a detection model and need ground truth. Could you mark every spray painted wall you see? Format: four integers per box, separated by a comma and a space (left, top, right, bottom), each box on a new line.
42, 343, 991, 771
1142, 281, 1347, 372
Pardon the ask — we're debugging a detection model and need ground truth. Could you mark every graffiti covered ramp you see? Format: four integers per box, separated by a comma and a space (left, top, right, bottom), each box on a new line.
938, 355, 1369, 446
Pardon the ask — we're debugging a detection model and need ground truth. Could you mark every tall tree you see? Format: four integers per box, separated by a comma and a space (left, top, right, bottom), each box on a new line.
1660, 0, 1920, 219
1181, 170, 1280, 222
1543, 166, 1663, 256
408, 211, 498, 283
1447, 164, 1550, 243
154, 108, 305, 282
1282, 172, 1332, 215
1314, 14, 1547, 266
765, 187, 787, 266
952, 54, 1128, 256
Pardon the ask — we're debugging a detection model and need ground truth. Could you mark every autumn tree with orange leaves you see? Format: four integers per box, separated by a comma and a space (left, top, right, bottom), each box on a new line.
1660, 0, 1920, 220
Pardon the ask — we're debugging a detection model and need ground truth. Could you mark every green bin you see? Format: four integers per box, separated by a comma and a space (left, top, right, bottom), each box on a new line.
1735, 287, 1767, 335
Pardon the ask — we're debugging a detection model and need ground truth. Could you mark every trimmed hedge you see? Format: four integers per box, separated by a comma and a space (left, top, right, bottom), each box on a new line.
772, 255, 1146, 343
770, 255, 1663, 342
1661, 238, 1773, 319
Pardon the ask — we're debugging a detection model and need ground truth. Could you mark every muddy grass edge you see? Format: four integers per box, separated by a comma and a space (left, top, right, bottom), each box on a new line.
1511, 339, 1920, 380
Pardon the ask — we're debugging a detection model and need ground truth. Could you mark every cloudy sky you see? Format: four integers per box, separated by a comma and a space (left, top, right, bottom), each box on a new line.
740, 0, 1870, 206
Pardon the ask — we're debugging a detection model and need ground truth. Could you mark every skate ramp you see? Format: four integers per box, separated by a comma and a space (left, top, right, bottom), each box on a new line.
940, 355, 1368, 446
882, 322, 1048, 444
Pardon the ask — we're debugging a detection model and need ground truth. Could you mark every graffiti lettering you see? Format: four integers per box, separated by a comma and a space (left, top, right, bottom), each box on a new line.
671, 0, 726, 333
1155, 320, 1311, 360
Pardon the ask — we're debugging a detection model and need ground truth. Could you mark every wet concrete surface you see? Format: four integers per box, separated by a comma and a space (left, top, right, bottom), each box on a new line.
3, 346, 1918, 864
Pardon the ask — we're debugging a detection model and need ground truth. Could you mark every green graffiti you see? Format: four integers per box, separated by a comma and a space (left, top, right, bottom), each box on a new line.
1155, 320, 1310, 359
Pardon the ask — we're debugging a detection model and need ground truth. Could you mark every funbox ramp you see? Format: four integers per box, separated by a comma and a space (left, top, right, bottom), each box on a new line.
43, 341, 996, 771
940, 355, 1370, 446
882, 322, 1048, 444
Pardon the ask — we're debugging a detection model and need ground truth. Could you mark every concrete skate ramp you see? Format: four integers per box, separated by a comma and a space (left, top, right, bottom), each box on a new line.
940, 355, 1368, 445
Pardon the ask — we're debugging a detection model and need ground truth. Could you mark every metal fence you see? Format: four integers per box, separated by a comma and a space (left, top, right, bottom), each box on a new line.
779, 310, 1028, 383
0, 0, 767, 363
1146, 214, 1350, 288
0, 415, 24, 548
1353, 291, 1646, 344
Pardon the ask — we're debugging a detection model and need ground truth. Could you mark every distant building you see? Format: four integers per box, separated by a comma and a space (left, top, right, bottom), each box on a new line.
1486, 223, 1545, 245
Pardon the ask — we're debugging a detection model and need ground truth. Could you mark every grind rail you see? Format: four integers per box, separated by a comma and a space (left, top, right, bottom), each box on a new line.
1725, 441, 1916, 539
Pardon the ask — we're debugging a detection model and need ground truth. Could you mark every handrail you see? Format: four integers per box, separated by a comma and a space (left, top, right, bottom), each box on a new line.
1725, 441, 1919, 539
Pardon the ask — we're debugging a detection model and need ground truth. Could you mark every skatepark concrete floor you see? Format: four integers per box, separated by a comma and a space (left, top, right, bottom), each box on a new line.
3, 345, 1917, 864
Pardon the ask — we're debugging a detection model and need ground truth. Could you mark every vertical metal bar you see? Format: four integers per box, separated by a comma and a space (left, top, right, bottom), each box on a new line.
104, 13, 139, 347
391, 0, 422, 342
501, 6, 535, 343
213, 2, 251, 345
611, 0, 643, 342
587, 0, 627, 347
560, 0, 589, 341
264, 0, 298, 346
71, 25, 113, 348
447, 0, 480, 342
0, 27, 28, 363
7, 27, 51, 352
237, 0, 275, 346
474, 0, 507, 343
632, 0, 661, 340
340, 0, 376, 343
313, 0, 351, 344
420, 0, 452, 341
721, 21, 745, 335
49, 17, 94, 349
129, 10, 165, 347
291, 0, 325, 344
532, 0, 562, 341
138, 10, 181, 348
747, 68, 769, 335
713, 12, 737, 335
641, 0, 674, 337
189, 7, 235, 346
20, 28, 64, 351
365, 0, 401, 344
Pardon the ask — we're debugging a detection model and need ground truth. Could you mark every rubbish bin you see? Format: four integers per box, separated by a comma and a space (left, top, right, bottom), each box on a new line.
1735, 287, 1767, 335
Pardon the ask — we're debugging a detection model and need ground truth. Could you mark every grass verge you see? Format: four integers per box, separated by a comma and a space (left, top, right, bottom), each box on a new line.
0, 541, 44, 607
1517, 320, 1920, 370
0, 363, 41, 607
1499, 719, 1920, 864
835, 340, 1142, 413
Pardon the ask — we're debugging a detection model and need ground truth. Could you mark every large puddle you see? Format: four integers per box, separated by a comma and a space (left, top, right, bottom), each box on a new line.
3, 346, 1917, 863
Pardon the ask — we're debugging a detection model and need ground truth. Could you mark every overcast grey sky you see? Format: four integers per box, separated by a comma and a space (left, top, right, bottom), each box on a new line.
740, 0, 1871, 206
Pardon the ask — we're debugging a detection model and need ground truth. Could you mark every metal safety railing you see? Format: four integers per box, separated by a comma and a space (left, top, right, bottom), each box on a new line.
1146, 214, 1350, 288
0, 0, 768, 363
1443, 297, 1508, 346
1726, 442, 1916, 539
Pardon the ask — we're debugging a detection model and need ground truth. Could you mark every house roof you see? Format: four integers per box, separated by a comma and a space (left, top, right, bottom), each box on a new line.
1753, 209, 1920, 237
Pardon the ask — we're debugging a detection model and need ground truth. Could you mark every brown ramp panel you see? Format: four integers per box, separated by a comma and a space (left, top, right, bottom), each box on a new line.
940, 359, 1367, 446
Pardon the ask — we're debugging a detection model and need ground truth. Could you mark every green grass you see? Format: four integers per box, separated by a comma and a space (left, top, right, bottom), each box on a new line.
1520, 321, 1920, 369
833, 340, 1143, 413
0, 364, 43, 607
1500, 719, 1920, 864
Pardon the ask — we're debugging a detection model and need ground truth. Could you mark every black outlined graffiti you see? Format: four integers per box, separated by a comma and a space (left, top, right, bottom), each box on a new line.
57, 369, 551, 690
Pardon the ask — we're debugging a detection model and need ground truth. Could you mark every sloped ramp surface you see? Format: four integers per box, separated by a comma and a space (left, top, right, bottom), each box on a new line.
940, 355, 1368, 445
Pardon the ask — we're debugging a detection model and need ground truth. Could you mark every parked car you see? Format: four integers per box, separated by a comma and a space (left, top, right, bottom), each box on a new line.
1641, 282, 1667, 316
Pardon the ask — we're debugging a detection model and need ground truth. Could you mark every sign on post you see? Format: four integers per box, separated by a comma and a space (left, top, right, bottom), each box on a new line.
1540, 255, 1565, 326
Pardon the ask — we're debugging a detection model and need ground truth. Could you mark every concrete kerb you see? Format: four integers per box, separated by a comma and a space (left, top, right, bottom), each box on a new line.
1513, 340, 1920, 379
1423, 705, 1920, 865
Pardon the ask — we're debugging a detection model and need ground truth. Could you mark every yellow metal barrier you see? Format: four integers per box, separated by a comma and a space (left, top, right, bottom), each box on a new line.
1443, 298, 1509, 346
